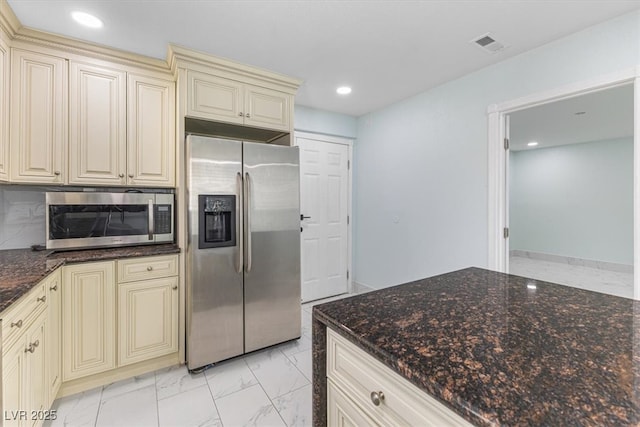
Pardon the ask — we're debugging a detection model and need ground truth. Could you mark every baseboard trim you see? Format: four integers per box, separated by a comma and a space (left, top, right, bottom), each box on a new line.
510, 250, 633, 274
352, 281, 376, 294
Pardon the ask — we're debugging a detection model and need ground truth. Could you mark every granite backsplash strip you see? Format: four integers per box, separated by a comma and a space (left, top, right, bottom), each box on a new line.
0, 244, 180, 314
312, 267, 640, 426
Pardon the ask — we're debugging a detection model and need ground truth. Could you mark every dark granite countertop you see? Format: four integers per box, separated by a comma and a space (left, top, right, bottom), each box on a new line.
0, 244, 180, 315
312, 267, 640, 426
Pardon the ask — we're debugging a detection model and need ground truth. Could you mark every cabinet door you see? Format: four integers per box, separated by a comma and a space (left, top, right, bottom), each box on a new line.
127, 73, 175, 187
0, 33, 9, 181
25, 312, 47, 426
118, 276, 178, 366
328, 380, 380, 427
44, 270, 62, 406
10, 49, 66, 184
244, 85, 291, 132
3, 337, 27, 427
187, 70, 244, 124
63, 261, 116, 381
68, 61, 126, 186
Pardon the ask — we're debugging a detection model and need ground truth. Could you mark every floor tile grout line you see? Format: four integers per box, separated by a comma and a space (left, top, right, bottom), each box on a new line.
92, 386, 104, 427
203, 368, 225, 427
153, 370, 160, 427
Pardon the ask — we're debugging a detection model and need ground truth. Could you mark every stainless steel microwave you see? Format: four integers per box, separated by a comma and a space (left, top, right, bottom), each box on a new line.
46, 192, 174, 250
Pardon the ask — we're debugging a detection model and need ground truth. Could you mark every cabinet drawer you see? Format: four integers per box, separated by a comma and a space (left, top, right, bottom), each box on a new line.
327, 329, 472, 427
2, 281, 47, 352
117, 254, 178, 283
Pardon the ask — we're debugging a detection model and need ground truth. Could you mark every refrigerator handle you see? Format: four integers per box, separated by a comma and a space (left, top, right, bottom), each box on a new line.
236, 172, 243, 274
244, 171, 252, 272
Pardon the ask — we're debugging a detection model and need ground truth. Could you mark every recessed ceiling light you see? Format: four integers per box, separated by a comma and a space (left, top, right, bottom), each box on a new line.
336, 86, 352, 95
71, 11, 103, 28
527, 141, 539, 147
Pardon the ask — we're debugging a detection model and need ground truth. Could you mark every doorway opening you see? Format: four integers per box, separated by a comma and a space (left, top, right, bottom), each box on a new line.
488, 69, 640, 299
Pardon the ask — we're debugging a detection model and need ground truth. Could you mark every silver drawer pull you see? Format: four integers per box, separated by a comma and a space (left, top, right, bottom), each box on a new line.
37, 295, 46, 303
147, 266, 153, 271
172, 285, 178, 290
25, 340, 39, 354
11, 320, 23, 328
50, 284, 58, 291
370, 391, 385, 406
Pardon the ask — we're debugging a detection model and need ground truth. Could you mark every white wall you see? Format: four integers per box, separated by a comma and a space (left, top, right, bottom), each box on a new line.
509, 138, 633, 265
354, 10, 640, 288
294, 105, 358, 139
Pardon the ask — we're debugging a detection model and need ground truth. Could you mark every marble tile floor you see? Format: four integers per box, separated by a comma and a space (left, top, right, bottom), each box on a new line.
509, 256, 634, 299
45, 295, 347, 427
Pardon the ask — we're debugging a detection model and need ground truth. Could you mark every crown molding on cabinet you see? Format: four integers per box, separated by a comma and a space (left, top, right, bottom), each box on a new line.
0, 0, 170, 75
167, 44, 302, 94
0, 0, 20, 38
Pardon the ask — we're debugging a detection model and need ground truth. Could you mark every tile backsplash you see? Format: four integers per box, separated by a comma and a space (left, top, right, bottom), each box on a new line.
0, 186, 46, 249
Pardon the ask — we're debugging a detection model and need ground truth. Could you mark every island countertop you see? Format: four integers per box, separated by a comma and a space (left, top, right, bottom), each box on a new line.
311, 267, 640, 426
0, 244, 180, 314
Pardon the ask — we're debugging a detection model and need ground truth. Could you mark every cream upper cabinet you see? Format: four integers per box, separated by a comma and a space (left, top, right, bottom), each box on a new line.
244, 85, 291, 132
187, 70, 244, 125
117, 255, 179, 366
0, 32, 9, 181
9, 48, 66, 184
68, 61, 127, 186
127, 73, 175, 187
62, 261, 116, 381
68, 61, 175, 187
186, 69, 293, 132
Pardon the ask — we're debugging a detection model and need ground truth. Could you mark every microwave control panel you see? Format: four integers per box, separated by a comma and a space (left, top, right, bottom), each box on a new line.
154, 204, 173, 234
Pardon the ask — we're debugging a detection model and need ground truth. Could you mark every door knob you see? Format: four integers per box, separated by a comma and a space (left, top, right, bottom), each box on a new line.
300, 214, 311, 220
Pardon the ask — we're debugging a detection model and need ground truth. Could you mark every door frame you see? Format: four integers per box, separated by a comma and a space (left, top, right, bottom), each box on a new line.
294, 131, 354, 294
487, 66, 640, 299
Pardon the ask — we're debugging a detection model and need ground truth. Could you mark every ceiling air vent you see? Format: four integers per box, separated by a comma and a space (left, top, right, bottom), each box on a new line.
471, 33, 506, 54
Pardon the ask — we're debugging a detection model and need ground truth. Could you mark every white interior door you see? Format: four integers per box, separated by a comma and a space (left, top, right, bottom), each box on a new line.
297, 135, 350, 302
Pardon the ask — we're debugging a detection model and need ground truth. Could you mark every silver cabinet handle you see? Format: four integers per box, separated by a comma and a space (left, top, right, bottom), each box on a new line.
244, 172, 252, 272
119, 173, 124, 178
370, 391, 385, 406
128, 174, 134, 179
236, 172, 243, 274
25, 340, 39, 354
50, 284, 58, 291
147, 266, 153, 271
172, 285, 178, 290
37, 295, 46, 303
54, 171, 60, 176
238, 112, 244, 117
11, 320, 23, 328
245, 113, 251, 118
148, 199, 154, 240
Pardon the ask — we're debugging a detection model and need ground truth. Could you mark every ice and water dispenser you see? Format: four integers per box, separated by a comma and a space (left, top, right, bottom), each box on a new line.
198, 195, 236, 249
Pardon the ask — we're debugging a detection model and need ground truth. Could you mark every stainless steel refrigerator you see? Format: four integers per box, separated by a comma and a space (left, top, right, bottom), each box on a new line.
186, 134, 301, 371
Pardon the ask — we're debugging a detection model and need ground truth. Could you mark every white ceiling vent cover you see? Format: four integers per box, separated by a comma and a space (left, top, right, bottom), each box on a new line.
471, 33, 506, 54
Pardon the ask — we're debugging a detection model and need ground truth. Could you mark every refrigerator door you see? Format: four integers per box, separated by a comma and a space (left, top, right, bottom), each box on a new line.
243, 142, 301, 352
187, 135, 244, 369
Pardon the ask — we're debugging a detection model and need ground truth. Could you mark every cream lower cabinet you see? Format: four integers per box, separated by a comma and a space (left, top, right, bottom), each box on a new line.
62, 261, 116, 382
117, 255, 179, 366
326, 329, 473, 427
44, 269, 62, 407
2, 275, 53, 427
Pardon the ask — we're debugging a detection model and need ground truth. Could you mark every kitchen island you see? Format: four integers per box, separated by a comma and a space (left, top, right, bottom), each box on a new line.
312, 267, 640, 426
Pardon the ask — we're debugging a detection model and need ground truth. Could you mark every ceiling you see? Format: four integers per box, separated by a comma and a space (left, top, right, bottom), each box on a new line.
509, 84, 634, 151
6, 0, 640, 117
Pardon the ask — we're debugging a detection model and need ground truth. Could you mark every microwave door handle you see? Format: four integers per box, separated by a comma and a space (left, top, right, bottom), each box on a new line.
236, 172, 243, 274
148, 199, 154, 240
